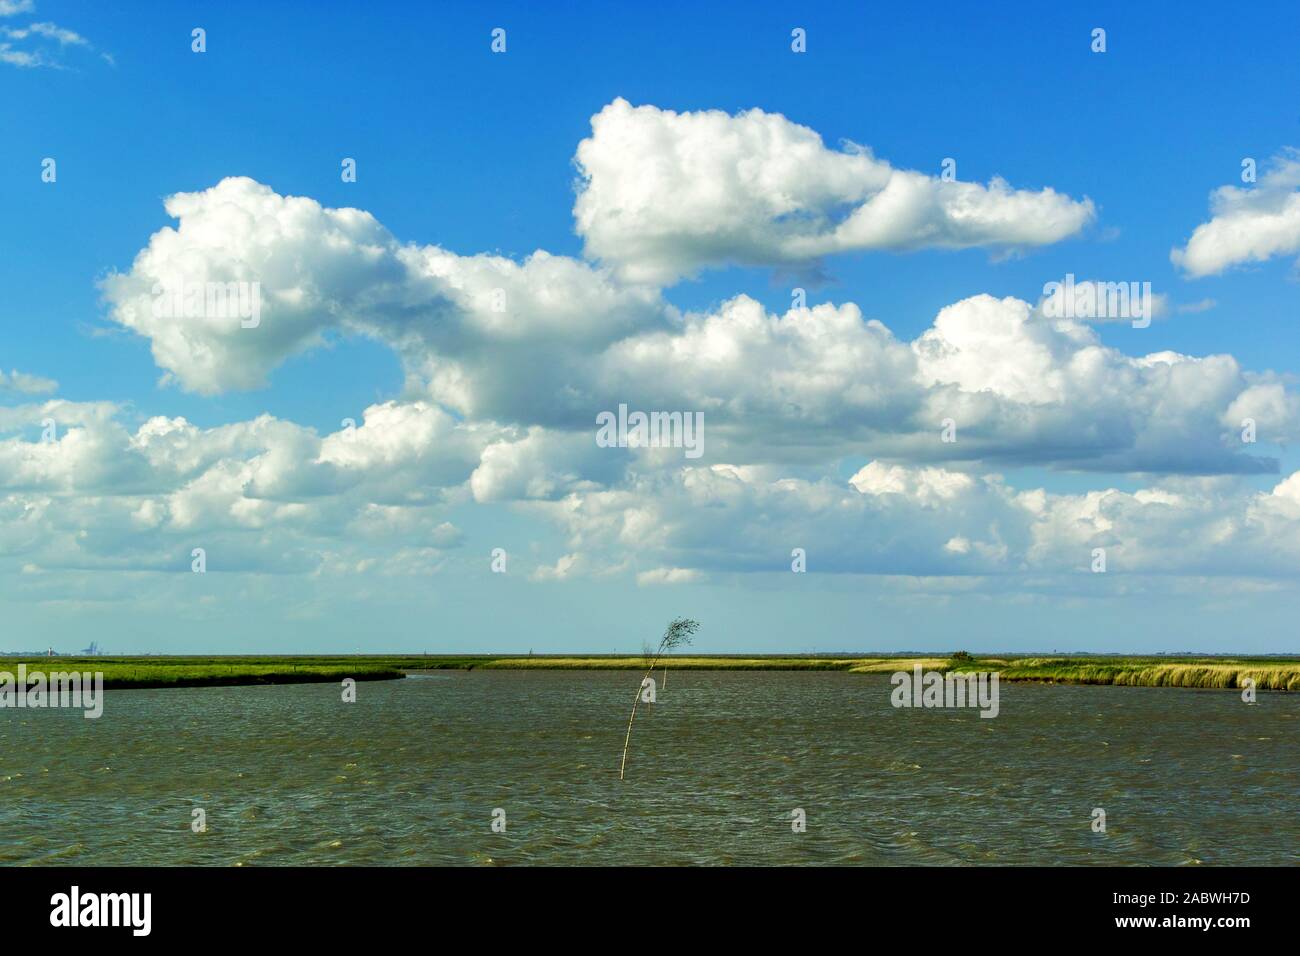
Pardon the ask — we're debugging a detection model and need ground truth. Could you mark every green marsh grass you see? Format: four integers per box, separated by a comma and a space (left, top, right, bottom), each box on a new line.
2, 653, 1293, 691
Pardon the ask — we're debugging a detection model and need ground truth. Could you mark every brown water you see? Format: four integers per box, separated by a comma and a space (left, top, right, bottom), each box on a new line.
2, 670, 1296, 865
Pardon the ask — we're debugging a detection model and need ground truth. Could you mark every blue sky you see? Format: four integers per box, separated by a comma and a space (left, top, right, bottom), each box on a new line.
3, 1, 1300, 654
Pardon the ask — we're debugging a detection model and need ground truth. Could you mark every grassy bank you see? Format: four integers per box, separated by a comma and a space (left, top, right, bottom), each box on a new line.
477, 656, 865, 670
443, 654, 1299, 689
0, 656, 406, 690
949, 656, 1300, 691
1, 653, 1295, 691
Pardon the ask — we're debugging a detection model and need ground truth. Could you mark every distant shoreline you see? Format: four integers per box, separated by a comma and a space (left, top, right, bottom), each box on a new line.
1, 654, 1295, 692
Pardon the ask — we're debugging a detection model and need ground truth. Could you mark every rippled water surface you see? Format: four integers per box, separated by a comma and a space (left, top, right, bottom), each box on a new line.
3, 671, 1296, 865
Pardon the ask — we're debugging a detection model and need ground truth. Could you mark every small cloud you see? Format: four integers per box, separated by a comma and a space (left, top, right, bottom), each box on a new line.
1173, 150, 1300, 277
1176, 297, 1217, 315
429, 522, 464, 549
636, 567, 703, 586
0, 40, 45, 66
0, 368, 58, 395
1, 9, 108, 68
17, 21, 90, 46
531, 553, 582, 581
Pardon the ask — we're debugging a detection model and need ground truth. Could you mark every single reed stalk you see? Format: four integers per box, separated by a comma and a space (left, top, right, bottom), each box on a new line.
618, 618, 698, 780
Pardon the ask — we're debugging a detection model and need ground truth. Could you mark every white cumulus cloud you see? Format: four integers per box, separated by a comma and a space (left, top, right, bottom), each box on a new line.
1173, 151, 1300, 276
99, 178, 1299, 476
573, 99, 1095, 283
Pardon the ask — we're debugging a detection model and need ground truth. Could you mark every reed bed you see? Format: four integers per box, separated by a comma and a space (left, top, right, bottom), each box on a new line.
976, 658, 1300, 691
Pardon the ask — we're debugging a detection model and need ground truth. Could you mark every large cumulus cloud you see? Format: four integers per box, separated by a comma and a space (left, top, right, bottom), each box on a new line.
573, 99, 1095, 283
100, 176, 669, 398
526, 461, 1300, 582
97, 178, 1296, 476
29, 101, 1300, 599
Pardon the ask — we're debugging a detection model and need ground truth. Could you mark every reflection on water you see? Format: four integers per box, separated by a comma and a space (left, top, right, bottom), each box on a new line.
2, 670, 1296, 865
